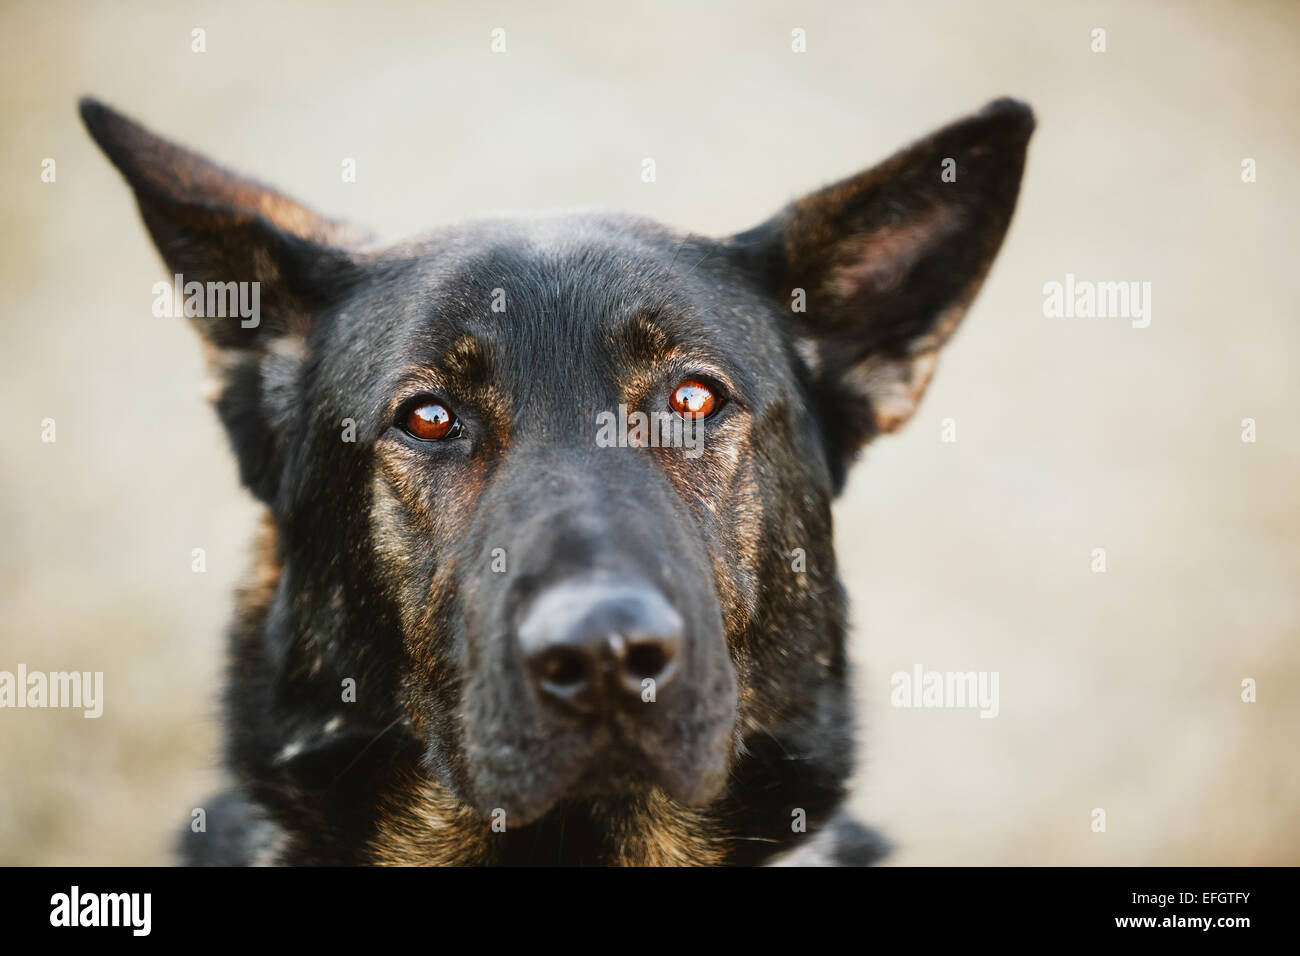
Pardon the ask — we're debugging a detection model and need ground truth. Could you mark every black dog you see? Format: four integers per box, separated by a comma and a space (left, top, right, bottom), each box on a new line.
81, 96, 1032, 865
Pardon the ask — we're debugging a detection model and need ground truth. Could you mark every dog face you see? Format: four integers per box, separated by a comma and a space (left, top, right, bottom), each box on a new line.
82, 98, 1031, 838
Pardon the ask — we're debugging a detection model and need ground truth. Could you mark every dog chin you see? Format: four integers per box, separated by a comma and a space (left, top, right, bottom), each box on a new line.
465, 743, 731, 827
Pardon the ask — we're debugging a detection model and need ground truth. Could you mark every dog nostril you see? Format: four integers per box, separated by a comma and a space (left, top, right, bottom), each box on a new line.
624, 640, 673, 682
537, 647, 589, 690
615, 628, 682, 699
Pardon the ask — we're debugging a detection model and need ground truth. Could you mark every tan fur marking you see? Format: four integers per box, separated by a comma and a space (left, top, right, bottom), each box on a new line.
844, 350, 939, 433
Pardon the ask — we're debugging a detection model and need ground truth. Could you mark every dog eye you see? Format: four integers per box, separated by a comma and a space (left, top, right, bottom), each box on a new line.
669, 380, 719, 419
400, 400, 461, 441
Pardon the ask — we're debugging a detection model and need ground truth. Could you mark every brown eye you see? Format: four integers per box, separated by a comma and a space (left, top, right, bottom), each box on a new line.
669, 380, 718, 419
403, 401, 458, 441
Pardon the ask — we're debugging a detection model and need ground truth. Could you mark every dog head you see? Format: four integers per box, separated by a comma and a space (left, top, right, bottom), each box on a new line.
82, 98, 1032, 829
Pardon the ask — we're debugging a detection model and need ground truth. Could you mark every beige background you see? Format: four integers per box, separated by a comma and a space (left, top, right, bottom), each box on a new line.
1, 0, 1296, 865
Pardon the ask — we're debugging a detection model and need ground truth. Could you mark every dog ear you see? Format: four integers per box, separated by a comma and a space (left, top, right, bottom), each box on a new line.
727, 98, 1033, 489
79, 97, 366, 347
80, 97, 369, 502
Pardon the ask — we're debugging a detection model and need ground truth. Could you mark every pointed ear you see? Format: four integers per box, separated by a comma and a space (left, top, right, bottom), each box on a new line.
727, 98, 1034, 488
80, 97, 369, 502
79, 97, 367, 348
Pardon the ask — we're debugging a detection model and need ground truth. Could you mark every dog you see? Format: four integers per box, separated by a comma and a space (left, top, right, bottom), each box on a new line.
80, 95, 1032, 865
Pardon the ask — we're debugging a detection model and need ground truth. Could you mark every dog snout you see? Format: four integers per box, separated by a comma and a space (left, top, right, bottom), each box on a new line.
518, 579, 684, 715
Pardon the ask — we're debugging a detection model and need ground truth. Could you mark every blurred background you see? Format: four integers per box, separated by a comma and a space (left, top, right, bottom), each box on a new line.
1, 0, 1297, 865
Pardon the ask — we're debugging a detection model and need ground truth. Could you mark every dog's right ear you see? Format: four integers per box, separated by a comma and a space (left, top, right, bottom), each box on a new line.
79, 97, 365, 348
80, 98, 368, 502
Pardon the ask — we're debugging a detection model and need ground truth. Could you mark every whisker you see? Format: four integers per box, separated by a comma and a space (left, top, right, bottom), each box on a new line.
327, 714, 405, 789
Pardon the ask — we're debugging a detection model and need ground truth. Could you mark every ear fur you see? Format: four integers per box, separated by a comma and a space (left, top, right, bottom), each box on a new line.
727, 98, 1035, 488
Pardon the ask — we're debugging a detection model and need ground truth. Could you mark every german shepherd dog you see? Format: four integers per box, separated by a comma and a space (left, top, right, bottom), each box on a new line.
81, 96, 1032, 865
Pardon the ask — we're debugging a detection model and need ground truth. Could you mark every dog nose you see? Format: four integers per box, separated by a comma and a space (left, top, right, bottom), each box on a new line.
518, 579, 683, 714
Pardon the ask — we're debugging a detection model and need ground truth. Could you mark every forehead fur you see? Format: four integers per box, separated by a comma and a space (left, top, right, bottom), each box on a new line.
311, 212, 807, 434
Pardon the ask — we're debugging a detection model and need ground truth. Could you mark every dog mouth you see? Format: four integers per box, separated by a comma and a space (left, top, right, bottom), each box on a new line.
565, 742, 675, 799
461, 708, 735, 827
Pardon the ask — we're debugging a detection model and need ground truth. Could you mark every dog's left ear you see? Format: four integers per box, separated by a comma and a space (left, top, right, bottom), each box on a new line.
727, 98, 1034, 489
